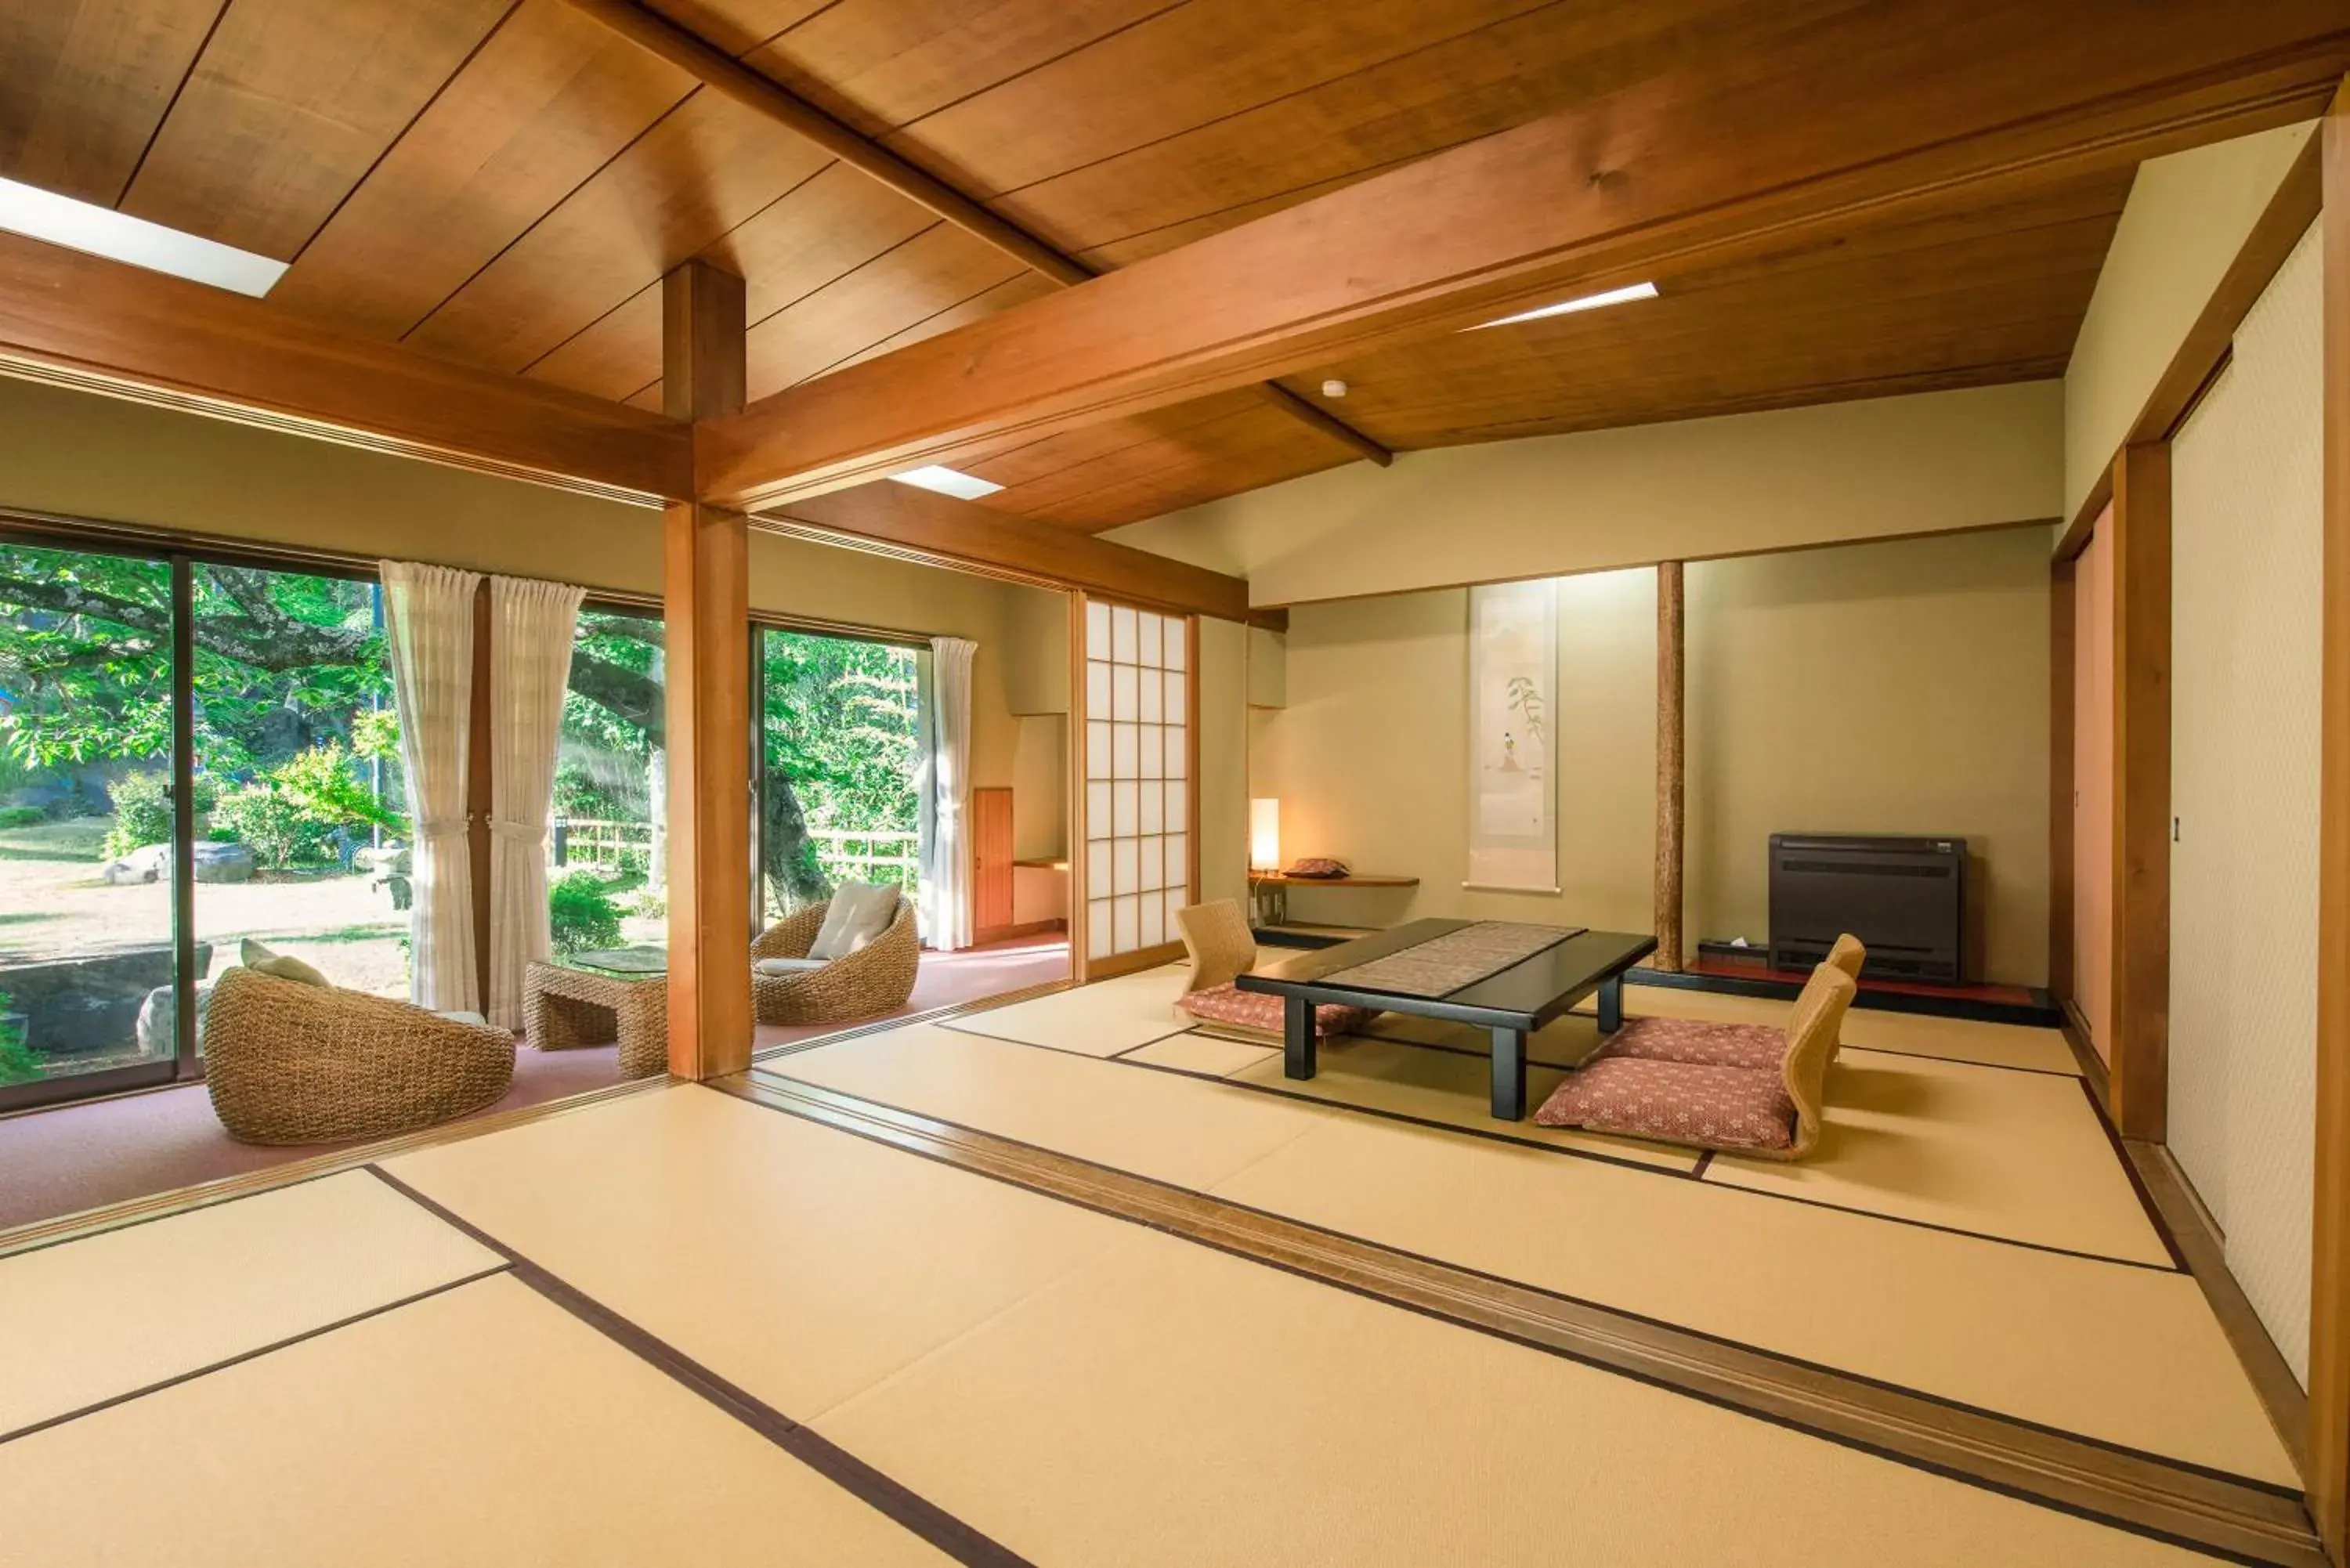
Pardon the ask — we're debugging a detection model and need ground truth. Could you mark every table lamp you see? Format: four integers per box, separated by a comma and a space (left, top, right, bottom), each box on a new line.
1249, 797, 1281, 873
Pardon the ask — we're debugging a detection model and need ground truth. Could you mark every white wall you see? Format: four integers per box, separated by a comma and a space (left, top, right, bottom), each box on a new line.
2063, 121, 2316, 521
2167, 219, 2323, 1382
1111, 382, 2063, 605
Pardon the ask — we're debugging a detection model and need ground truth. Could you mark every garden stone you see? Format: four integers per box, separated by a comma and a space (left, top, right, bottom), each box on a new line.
136, 981, 214, 1057
0, 941, 212, 1059
100, 840, 256, 886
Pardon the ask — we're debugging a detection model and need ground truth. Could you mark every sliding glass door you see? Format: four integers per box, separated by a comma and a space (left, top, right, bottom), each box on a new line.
0, 540, 181, 1101
549, 606, 667, 956
755, 626, 922, 923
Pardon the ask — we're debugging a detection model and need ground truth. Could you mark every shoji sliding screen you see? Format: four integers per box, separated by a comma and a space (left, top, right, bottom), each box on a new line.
1075, 594, 1196, 977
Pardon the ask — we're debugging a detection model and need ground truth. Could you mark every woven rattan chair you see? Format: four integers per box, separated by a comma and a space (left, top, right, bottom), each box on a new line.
750, 894, 920, 1025
1172, 898, 1377, 1044
202, 966, 515, 1146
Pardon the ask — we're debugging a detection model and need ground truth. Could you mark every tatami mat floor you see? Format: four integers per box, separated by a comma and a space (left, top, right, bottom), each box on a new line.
0, 1086, 2241, 1566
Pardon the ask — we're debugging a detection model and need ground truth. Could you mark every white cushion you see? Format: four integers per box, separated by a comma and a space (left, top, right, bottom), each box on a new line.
808, 882, 898, 960
754, 956, 830, 977
437, 1010, 492, 1027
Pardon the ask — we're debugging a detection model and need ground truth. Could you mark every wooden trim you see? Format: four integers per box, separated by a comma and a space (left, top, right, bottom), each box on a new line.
2106, 443, 2171, 1143
0, 231, 689, 506
718, 1071, 2326, 1568
2057, 124, 2323, 563
1076, 939, 1184, 983
1067, 591, 1093, 985
2308, 71, 2350, 1564
2127, 1140, 2311, 1482
973, 919, 1068, 947
1186, 612, 1202, 911
468, 580, 494, 1010
661, 261, 754, 1081
1654, 562, 1685, 973
756, 482, 1260, 625
555, 0, 1388, 474
693, 13, 2350, 508
2059, 999, 2113, 1114
2049, 558, 2077, 1003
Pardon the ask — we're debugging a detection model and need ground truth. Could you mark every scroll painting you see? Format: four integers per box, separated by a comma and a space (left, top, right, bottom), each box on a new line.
1466, 580, 1558, 893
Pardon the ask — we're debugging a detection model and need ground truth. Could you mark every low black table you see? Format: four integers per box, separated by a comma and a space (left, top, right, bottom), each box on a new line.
1234, 919, 1658, 1121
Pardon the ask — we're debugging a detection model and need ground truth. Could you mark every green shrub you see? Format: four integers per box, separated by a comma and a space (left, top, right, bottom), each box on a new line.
102, 770, 218, 860
272, 740, 398, 836
549, 871, 624, 955
0, 804, 43, 829
210, 782, 329, 869
0, 993, 38, 1087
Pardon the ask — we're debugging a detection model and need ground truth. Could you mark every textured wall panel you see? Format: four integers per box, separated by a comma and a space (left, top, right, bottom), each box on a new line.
2168, 218, 2323, 1383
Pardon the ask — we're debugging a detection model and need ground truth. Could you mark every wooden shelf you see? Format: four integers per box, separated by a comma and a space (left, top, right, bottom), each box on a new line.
1247, 873, 1419, 888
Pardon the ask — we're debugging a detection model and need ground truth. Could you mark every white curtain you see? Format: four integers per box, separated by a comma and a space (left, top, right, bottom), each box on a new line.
380, 560, 483, 1013
918, 637, 977, 951
486, 575, 586, 1029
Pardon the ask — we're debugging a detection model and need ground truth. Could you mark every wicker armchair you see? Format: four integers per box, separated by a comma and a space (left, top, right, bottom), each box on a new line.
203, 966, 515, 1146
751, 895, 920, 1025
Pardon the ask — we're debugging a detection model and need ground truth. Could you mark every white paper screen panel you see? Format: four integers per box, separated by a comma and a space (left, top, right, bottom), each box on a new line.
1083, 599, 1190, 959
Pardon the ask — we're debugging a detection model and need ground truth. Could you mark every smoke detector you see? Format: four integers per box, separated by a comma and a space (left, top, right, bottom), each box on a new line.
1321, 378, 1348, 398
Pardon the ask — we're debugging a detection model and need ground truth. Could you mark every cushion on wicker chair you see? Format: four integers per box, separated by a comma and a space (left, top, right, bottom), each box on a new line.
1176, 982, 1375, 1040
240, 937, 330, 988
1591, 1014, 1784, 1071
754, 956, 829, 976
1534, 1057, 1796, 1151
809, 881, 899, 959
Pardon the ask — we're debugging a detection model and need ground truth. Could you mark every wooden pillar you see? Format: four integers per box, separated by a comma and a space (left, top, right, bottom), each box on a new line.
2106, 441, 2171, 1142
2049, 558, 2077, 1005
661, 258, 752, 1080
1654, 561, 1686, 971
2306, 72, 2350, 1562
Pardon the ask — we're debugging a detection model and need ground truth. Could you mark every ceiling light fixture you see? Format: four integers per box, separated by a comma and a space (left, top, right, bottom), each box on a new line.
889, 464, 1004, 500
1470, 281, 1658, 331
0, 175, 288, 297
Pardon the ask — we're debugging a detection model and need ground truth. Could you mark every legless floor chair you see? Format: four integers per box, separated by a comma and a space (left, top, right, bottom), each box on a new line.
1173, 899, 1380, 1045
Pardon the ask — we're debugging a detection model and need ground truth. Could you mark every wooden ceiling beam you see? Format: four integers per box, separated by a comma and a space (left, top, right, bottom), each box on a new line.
693, 0, 2350, 511
556, 0, 1390, 472
0, 229, 692, 505
756, 479, 1277, 628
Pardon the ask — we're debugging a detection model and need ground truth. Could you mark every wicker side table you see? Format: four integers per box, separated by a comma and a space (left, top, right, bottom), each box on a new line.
524, 957, 667, 1079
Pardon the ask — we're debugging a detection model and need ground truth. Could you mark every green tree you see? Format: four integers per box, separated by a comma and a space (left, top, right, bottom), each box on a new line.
760, 630, 920, 910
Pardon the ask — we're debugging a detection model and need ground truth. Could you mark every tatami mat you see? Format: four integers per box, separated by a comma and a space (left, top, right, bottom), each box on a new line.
382, 1085, 1126, 1419
815, 1230, 2206, 1568
0, 1169, 500, 1437
1610, 983, 2082, 1075
0, 1274, 950, 1567
1122, 1031, 1278, 1076
1705, 1046, 2167, 1263
1221, 1033, 1701, 1171
942, 963, 1192, 1055
769, 1024, 2295, 1483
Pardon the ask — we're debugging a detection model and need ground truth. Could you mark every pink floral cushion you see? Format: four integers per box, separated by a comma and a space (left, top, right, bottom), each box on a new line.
1534, 1057, 1795, 1151
1593, 1015, 1784, 1071
1177, 983, 1376, 1039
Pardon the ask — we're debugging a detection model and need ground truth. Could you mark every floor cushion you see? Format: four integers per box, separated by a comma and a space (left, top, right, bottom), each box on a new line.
1534, 1057, 1795, 1151
809, 882, 898, 959
1593, 1015, 1783, 1071
754, 956, 830, 976
1177, 983, 1376, 1040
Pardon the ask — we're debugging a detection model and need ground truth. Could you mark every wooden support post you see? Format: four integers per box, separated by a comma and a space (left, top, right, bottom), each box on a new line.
662, 259, 752, 1081
1654, 562, 1686, 972
2106, 442, 2171, 1142
2049, 558, 2077, 1005
2306, 71, 2350, 1563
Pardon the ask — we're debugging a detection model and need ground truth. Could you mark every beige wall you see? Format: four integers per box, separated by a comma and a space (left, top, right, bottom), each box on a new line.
1196, 615, 1249, 909
1257, 529, 2050, 985
1111, 382, 2063, 606
2166, 219, 2323, 1381
2062, 120, 2316, 522
1686, 528, 2051, 986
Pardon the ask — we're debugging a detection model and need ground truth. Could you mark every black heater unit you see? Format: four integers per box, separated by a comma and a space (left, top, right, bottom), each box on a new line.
1768, 833, 1967, 984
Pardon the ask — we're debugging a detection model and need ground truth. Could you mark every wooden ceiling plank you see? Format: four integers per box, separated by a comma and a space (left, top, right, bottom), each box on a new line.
694, 0, 2350, 509
0, 0, 222, 208
821, 269, 1060, 378
269, 0, 699, 340
760, 479, 1260, 623
748, 222, 1020, 398
562, 0, 1391, 464
121, 0, 517, 261
0, 228, 689, 503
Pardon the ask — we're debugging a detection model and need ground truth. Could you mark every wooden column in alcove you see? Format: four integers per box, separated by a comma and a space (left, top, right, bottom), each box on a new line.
661, 258, 752, 1080
2106, 443, 2171, 1142
1654, 562, 1686, 971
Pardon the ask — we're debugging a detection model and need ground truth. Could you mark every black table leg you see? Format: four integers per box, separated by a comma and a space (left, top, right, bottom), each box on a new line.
1597, 973, 1624, 1034
1284, 995, 1317, 1080
1491, 1026, 1528, 1121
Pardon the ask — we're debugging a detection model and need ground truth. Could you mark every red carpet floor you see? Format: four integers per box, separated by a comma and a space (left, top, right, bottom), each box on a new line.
0, 938, 1067, 1234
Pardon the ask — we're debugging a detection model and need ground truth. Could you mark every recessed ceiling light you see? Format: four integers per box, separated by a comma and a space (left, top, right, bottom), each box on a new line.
889, 464, 1003, 500
0, 175, 287, 297
1470, 281, 1658, 331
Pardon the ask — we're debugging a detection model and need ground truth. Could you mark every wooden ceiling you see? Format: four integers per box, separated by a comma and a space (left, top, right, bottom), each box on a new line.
1, 0, 2145, 531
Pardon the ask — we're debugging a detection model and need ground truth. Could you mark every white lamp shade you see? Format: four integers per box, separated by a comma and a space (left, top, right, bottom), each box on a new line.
1249, 798, 1281, 872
